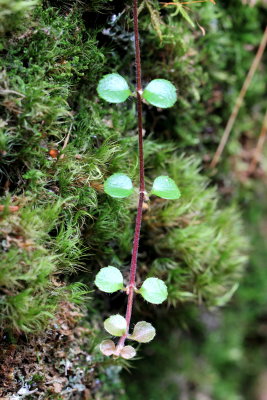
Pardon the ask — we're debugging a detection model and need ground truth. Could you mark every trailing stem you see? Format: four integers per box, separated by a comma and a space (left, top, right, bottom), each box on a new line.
97, 0, 178, 356
116, 0, 145, 353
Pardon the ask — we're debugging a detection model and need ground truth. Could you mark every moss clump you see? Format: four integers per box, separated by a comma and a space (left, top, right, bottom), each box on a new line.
142, 151, 248, 306
1, 0, 249, 331
0, 0, 129, 335
0, 0, 38, 34
125, 185, 267, 400
0, 200, 90, 331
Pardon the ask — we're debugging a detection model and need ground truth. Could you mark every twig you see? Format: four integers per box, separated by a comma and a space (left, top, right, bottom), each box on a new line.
248, 109, 267, 175
62, 123, 73, 151
160, 0, 215, 5
210, 26, 267, 169
58, 123, 73, 160
116, 0, 145, 353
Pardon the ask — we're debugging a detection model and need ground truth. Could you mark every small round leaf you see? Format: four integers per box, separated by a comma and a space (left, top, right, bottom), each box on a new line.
95, 266, 124, 293
104, 314, 127, 336
99, 340, 116, 356
120, 345, 136, 359
129, 321, 156, 343
104, 173, 134, 198
97, 73, 131, 103
151, 176, 181, 200
143, 79, 177, 108
139, 277, 168, 304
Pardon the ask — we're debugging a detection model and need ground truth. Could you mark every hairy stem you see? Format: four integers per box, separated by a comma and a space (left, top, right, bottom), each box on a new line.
116, 0, 145, 351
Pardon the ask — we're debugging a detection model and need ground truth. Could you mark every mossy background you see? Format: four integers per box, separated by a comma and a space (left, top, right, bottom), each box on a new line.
0, 0, 267, 398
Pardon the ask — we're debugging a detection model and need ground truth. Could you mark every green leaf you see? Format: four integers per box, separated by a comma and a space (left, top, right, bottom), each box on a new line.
214, 283, 239, 307
120, 345, 136, 359
178, 5, 195, 28
99, 339, 116, 356
104, 314, 127, 336
170, 4, 195, 27
129, 321, 156, 343
97, 73, 131, 103
95, 266, 124, 293
151, 176, 181, 200
139, 277, 168, 304
104, 173, 134, 198
143, 79, 177, 108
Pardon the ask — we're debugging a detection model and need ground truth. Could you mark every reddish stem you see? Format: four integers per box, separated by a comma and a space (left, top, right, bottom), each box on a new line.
134, 0, 145, 192
116, 0, 145, 351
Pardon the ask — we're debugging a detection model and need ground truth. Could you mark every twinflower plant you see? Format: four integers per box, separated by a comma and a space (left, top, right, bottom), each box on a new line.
95, 0, 180, 359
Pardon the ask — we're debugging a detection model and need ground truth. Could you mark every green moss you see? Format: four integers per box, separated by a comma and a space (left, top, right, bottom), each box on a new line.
135, 145, 247, 306
0, 0, 38, 34
0, 1, 137, 334
0, 1, 265, 398
0, 200, 90, 331
0, 0, 249, 329
125, 186, 267, 400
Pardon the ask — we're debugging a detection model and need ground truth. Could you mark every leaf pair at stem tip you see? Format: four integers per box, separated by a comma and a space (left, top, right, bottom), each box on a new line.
100, 340, 136, 359
100, 320, 156, 359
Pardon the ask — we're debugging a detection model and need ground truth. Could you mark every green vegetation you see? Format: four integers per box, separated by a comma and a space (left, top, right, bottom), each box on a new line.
124, 186, 267, 400
0, 0, 266, 398
104, 173, 134, 198
151, 175, 181, 199
142, 79, 177, 108
97, 73, 132, 103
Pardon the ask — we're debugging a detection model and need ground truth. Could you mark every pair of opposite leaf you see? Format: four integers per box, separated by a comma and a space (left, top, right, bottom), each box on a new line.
95, 266, 168, 303
97, 73, 177, 109
104, 173, 181, 200
100, 320, 156, 359
95, 266, 167, 359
